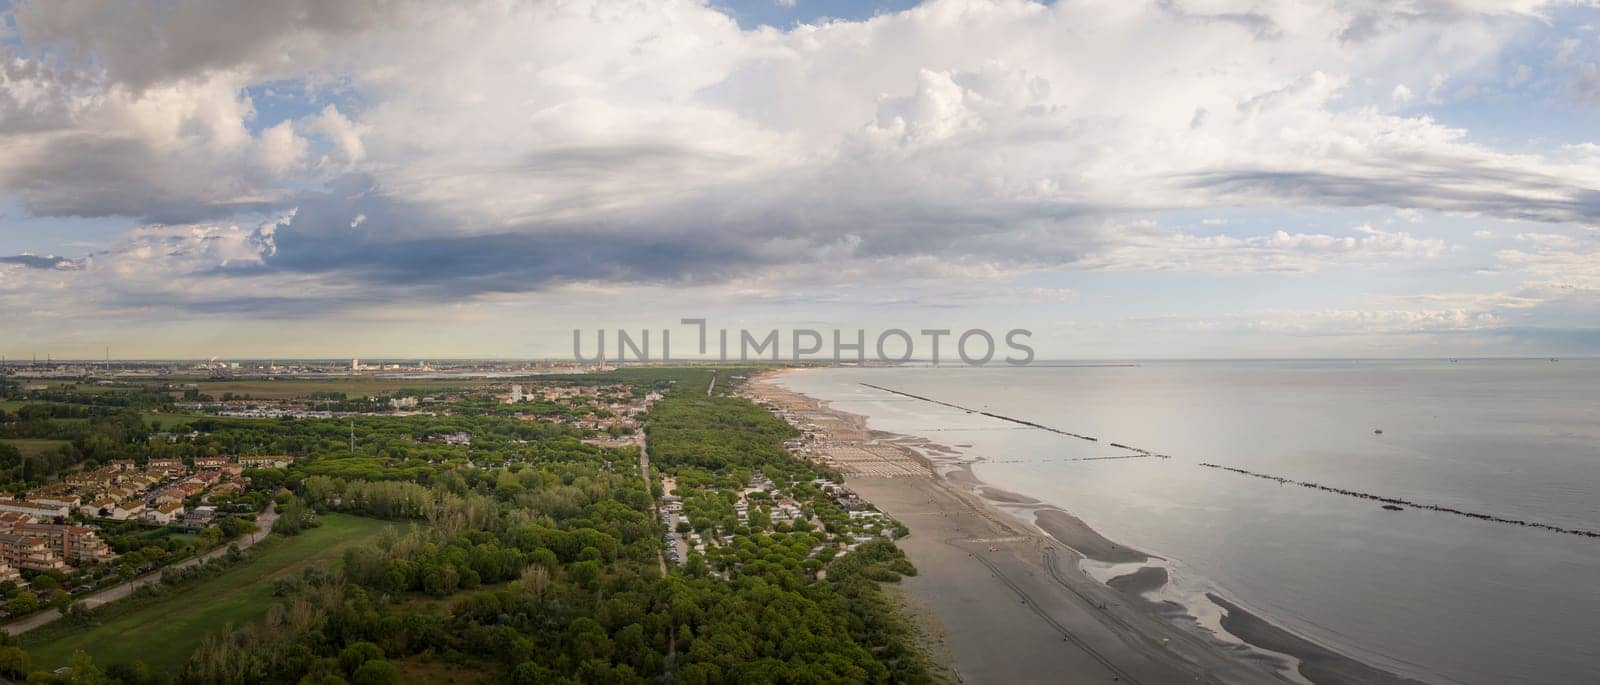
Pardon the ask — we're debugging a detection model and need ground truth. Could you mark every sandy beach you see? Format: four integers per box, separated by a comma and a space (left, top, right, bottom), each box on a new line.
747, 369, 1423, 685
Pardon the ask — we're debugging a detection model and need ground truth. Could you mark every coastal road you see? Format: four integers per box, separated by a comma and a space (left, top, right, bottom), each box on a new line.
3, 503, 279, 635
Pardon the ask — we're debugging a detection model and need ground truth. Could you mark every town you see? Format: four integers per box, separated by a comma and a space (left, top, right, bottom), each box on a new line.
0, 366, 933, 682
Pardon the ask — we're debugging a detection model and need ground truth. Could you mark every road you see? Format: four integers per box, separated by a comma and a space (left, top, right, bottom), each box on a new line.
706, 370, 716, 396
636, 435, 668, 576
3, 502, 279, 635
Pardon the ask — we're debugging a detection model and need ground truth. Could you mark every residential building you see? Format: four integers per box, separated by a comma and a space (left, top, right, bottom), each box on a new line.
147, 501, 185, 524
26, 494, 77, 511
238, 455, 295, 469
11, 523, 116, 564
146, 458, 187, 476
0, 534, 67, 572
0, 499, 68, 519
113, 500, 146, 520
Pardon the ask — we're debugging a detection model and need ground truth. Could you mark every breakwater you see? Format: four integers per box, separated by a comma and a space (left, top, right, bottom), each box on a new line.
861, 383, 1103, 443
1198, 463, 1600, 539
985, 454, 1171, 465
861, 382, 1599, 540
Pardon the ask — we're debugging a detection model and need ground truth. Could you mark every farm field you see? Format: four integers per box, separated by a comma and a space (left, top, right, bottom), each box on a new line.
140, 411, 216, 429
172, 377, 508, 400
0, 438, 71, 458
24, 514, 394, 674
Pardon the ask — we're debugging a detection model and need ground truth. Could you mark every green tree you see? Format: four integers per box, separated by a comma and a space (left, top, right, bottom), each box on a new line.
338, 642, 384, 675
5, 591, 38, 615
0, 646, 29, 678
349, 660, 398, 685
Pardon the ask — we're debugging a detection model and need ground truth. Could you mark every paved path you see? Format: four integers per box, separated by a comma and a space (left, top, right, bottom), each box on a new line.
3, 503, 279, 635
636, 436, 668, 576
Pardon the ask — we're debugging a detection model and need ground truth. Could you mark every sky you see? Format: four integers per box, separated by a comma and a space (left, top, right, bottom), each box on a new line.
0, 0, 1598, 360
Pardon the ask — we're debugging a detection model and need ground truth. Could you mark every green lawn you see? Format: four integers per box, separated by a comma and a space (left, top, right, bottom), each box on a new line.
25, 514, 394, 674
0, 439, 71, 458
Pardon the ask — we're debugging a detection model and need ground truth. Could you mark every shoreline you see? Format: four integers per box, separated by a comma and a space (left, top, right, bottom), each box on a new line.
747, 368, 1425, 685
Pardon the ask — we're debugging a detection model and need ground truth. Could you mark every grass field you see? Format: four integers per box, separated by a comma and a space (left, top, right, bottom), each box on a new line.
0, 439, 71, 458
141, 411, 215, 429
25, 514, 394, 674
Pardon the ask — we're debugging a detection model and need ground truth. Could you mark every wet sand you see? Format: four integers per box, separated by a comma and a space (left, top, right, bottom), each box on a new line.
1035, 508, 1149, 564
749, 369, 1427, 685
1108, 566, 1169, 598
1210, 595, 1426, 685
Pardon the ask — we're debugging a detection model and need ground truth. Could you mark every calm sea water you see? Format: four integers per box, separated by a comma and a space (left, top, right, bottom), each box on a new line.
780, 360, 1600, 685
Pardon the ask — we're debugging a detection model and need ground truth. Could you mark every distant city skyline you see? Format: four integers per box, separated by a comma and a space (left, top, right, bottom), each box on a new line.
2, 0, 1599, 359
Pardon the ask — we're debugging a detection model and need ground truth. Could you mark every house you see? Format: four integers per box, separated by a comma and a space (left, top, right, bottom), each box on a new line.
150, 488, 186, 506
204, 481, 244, 500
26, 494, 77, 511
0, 499, 68, 519
429, 433, 472, 447
79, 498, 114, 516
238, 455, 295, 469
147, 501, 185, 524
111, 500, 145, 520
195, 456, 232, 469
0, 561, 20, 585
82, 498, 142, 520
108, 459, 137, 471
146, 458, 187, 476
187, 470, 222, 486
105, 486, 139, 503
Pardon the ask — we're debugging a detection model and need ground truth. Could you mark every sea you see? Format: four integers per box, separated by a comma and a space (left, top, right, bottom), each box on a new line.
778, 359, 1600, 685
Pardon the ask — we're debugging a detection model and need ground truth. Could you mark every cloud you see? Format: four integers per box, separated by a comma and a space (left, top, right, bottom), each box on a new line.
9, 0, 392, 89
0, 254, 84, 270
1, 0, 1598, 348
1076, 221, 1449, 273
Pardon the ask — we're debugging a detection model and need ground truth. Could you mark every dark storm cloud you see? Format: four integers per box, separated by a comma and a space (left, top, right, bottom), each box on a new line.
221, 182, 792, 303
1, 134, 286, 222
11, 0, 396, 88
1188, 169, 1600, 225
229, 175, 1109, 306
0, 254, 83, 269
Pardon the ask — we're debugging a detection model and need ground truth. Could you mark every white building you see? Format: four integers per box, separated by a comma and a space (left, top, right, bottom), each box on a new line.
0, 500, 68, 519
